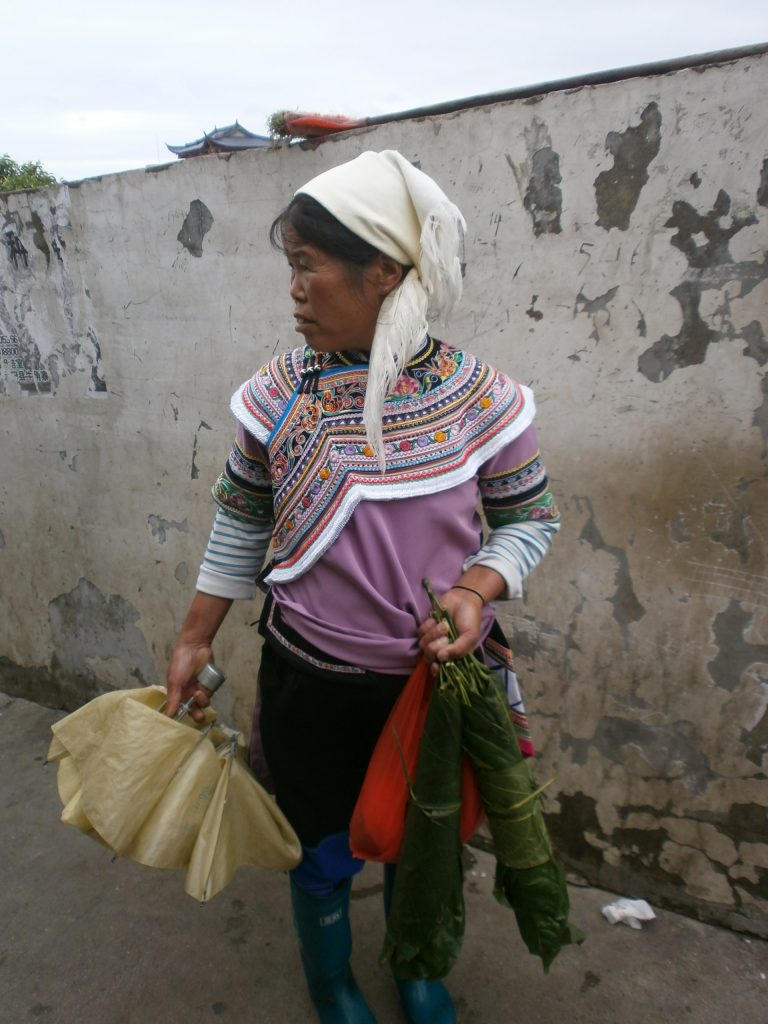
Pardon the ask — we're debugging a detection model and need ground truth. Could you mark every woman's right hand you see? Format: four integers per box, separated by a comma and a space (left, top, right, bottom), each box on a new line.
166, 640, 214, 721
165, 592, 233, 719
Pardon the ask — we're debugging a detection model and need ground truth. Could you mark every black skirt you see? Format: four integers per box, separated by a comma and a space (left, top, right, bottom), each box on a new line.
257, 600, 409, 846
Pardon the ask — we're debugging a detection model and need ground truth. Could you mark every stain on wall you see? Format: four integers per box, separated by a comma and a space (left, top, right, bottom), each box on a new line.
177, 199, 214, 257
707, 600, 768, 692
191, 420, 212, 479
147, 515, 190, 543
0, 579, 155, 709
637, 280, 717, 381
86, 328, 107, 392
523, 147, 562, 236
575, 286, 619, 342
577, 498, 646, 633
667, 189, 757, 269
754, 375, 768, 465
758, 158, 768, 206
638, 188, 768, 382
742, 322, 768, 366
30, 211, 51, 268
744, 706, 768, 767
595, 102, 662, 230
2, 215, 29, 269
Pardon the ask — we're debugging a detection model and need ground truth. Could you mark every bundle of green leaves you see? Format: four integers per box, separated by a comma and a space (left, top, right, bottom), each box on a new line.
381, 579, 583, 979
380, 678, 465, 979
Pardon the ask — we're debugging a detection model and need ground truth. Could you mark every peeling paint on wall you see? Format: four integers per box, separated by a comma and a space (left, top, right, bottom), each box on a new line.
710, 502, 753, 566
575, 286, 619, 342
0, 578, 160, 709
147, 515, 190, 543
0, 333, 52, 394
0, 199, 108, 397
708, 600, 768, 692
595, 102, 662, 230
523, 147, 562, 236
177, 199, 214, 257
637, 187, 767, 382
743, 705, 768, 767
548, 790, 768, 929
48, 579, 154, 680
506, 117, 563, 239
577, 497, 646, 633
191, 420, 212, 479
566, 716, 712, 792
30, 211, 50, 268
742, 322, 768, 366
638, 280, 717, 381
758, 158, 768, 206
754, 375, 768, 465
86, 328, 108, 392
2, 214, 29, 270
666, 189, 757, 270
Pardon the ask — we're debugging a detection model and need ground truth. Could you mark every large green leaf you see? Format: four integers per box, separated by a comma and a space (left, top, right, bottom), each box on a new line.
494, 859, 585, 972
380, 686, 465, 980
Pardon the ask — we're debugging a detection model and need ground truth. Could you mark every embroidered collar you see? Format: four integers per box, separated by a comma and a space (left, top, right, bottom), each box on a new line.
333, 336, 438, 368
301, 337, 438, 391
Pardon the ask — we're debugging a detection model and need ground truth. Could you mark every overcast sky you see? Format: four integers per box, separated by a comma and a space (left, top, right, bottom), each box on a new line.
3, 0, 766, 183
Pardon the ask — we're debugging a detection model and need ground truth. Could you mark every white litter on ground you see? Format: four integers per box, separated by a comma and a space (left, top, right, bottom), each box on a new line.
601, 898, 657, 929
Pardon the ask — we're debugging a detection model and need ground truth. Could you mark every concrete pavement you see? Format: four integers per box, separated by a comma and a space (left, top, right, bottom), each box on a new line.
2, 691, 766, 1024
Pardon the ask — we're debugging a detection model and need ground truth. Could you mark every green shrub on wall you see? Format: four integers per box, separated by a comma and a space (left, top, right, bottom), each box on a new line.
0, 154, 58, 193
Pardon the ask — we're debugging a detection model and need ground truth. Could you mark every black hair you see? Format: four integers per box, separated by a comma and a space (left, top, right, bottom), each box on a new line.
269, 193, 381, 267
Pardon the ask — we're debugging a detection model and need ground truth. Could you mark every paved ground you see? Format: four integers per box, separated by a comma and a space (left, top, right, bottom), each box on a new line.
2, 690, 766, 1024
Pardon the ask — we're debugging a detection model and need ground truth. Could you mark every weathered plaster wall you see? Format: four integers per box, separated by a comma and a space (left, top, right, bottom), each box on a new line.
2, 50, 766, 934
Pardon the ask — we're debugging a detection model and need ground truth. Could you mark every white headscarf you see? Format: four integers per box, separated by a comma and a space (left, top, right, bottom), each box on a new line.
296, 150, 466, 467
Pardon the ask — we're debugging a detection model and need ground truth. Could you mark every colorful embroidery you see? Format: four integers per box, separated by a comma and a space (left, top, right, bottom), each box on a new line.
479, 450, 560, 530
227, 438, 272, 489
212, 438, 274, 525
230, 339, 536, 582
485, 490, 560, 529
212, 474, 274, 524
265, 600, 365, 675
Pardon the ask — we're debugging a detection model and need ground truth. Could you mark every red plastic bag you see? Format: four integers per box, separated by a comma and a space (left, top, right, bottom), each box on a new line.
350, 659, 484, 862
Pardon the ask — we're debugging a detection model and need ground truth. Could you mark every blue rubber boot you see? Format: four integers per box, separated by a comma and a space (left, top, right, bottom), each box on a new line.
290, 877, 378, 1024
383, 864, 457, 1024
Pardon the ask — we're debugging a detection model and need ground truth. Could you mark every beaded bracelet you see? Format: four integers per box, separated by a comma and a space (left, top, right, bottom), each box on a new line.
450, 584, 486, 605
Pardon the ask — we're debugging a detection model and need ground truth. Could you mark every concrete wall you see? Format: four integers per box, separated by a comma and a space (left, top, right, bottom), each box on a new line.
2, 49, 766, 935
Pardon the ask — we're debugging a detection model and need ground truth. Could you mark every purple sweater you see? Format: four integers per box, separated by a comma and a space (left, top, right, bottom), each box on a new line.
198, 422, 560, 673
274, 481, 495, 673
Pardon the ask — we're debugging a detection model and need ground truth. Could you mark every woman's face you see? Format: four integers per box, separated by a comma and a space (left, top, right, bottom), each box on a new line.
282, 225, 391, 354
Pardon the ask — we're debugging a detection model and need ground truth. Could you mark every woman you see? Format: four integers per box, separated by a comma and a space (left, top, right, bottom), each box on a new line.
166, 150, 560, 1024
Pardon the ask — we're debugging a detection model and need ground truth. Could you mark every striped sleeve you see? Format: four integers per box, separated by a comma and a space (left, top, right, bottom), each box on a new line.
197, 425, 274, 599
463, 423, 561, 599
196, 509, 273, 600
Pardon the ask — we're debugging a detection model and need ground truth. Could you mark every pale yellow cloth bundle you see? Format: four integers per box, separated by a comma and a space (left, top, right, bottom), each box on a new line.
48, 685, 301, 902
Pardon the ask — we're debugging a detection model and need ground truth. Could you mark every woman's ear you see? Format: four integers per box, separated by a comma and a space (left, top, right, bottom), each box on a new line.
372, 254, 407, 297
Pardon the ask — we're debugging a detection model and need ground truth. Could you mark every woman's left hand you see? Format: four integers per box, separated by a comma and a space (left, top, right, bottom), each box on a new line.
417, 587, 484, 675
